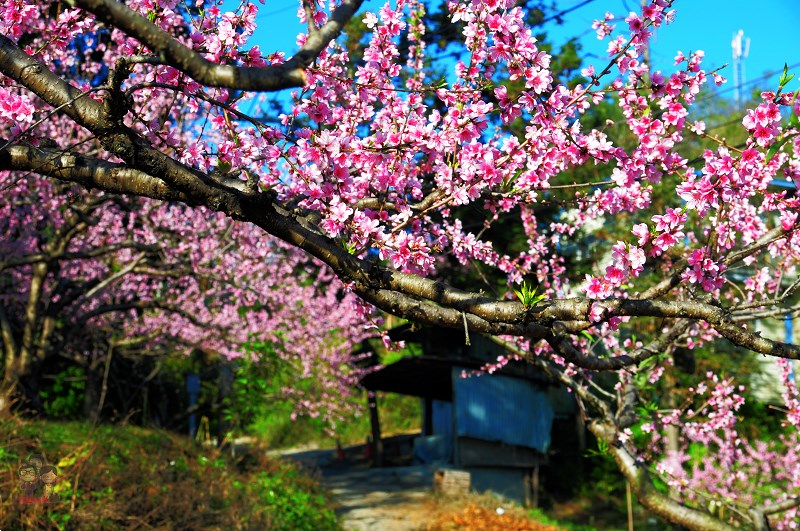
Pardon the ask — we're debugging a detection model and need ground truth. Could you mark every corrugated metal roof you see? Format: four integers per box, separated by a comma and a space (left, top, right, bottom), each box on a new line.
453, 369, 554, 453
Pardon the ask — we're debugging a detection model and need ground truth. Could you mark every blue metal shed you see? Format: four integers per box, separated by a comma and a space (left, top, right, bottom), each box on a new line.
453, 370, 554, 454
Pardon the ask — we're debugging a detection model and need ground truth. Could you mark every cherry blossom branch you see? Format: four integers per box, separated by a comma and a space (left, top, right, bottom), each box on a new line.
75, 300, 214, 330
732, 303, 800, 322
70, 0, 364, 92
4, 18, 800, 372
640, 222, 797, 300
0, 239, 159, 271
7, 137, 800, 365
0, 34, 109, 129
548, 319, 692, 371
78, 253, 147, 304
722, 223, 798, 266
124, 82, 269, 132
354, 189, 445, 212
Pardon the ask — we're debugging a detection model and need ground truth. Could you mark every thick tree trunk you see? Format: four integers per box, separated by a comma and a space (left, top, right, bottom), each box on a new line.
0, 262, 50, 414
0, 356, 21, 412
1, 346, 45, 414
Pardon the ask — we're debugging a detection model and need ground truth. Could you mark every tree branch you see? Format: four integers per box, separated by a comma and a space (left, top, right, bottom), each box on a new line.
71, 0, 364, 92
0, 34, 109, 130
0, 143, 186, 201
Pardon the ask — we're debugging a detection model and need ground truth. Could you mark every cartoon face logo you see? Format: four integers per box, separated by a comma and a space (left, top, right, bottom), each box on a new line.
27, 454, 45, 473
18, 452, 61, 503
40, 465, 58, 485
18, 464, 36, 483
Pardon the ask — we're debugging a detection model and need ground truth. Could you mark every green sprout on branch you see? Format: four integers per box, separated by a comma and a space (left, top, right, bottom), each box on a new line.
514, 281, 547, 309
779, 63, 795, 93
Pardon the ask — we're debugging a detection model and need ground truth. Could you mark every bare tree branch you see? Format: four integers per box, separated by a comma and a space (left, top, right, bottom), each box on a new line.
0, 143, 186, 201
0, 237, 160, 271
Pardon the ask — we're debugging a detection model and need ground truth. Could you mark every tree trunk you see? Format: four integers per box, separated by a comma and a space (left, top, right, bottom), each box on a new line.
588, 419, 738, 531
0, 299, 21, 411
83, 358, 102, 422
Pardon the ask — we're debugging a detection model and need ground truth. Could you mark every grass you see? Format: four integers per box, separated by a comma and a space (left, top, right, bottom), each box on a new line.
0, 415, 340, 530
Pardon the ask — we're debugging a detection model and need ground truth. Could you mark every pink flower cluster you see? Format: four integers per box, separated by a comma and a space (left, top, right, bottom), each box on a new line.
743, 101, 782, 147
680, 247, 726, 292
644, 372, 800, 529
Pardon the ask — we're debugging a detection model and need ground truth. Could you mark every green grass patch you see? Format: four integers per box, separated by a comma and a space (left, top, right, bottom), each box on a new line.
0, 416, 340, 530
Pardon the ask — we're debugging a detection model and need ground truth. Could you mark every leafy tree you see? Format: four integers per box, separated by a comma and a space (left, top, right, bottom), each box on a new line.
2, 0, 800, 528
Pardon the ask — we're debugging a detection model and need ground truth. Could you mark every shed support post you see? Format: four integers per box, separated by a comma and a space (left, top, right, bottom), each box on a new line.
423, 397, 433, 435
367, 391, 383, 467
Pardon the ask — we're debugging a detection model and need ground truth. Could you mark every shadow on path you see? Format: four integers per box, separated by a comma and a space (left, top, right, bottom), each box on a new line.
280, 444, 437, 531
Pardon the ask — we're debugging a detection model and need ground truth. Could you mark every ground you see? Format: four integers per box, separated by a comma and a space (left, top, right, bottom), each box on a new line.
325, 464, 438, 530
278, 445, 565, 531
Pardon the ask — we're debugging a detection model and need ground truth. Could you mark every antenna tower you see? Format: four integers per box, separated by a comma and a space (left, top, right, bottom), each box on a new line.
731, 30, 750, 109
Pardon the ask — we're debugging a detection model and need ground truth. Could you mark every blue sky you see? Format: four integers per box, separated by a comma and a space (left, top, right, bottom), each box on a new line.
248, 0, 800, 99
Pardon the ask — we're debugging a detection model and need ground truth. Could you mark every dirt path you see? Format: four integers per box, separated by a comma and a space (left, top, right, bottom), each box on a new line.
323, 465, 437, 530
278, 446, 438, 530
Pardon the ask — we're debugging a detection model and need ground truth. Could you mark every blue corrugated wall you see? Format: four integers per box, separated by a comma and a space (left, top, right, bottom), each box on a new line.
453, 369, 554, 453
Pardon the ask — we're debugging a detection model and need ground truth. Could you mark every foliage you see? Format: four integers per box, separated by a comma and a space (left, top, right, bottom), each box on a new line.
40, 366, 85, 420
0, 416, 339, 530
226, 335, 422, 447
246, 465, 339, 531
525, 509, 598, 531
222, 340, 286, 436
250, 390, 421, 449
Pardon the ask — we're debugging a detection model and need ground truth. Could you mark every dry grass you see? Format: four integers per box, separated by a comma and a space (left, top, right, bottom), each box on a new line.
426, 492, 566, 531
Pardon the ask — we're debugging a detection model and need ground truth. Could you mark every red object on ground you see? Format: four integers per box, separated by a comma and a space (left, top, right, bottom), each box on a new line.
336, 441, 346, 462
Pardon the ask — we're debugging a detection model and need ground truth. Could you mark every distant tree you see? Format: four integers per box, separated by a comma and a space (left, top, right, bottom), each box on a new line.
0, 174, 371, 424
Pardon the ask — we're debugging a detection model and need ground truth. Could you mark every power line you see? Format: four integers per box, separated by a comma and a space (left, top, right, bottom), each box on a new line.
258, 2, 298, 19
541, 0, 599, 25
417, 0, 602, 66
694, 61, 800, 106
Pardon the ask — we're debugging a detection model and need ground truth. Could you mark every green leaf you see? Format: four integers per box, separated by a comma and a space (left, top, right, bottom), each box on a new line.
780, 63, 795, 89
766, 132, 800, 162
513, 281, 546, 309
502, 169, 523, 191
217, 160, 232, 174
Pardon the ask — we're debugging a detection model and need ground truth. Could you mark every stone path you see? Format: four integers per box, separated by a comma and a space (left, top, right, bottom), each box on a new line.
279, 446, 437, 531
323, 465, 436, 530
